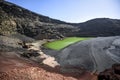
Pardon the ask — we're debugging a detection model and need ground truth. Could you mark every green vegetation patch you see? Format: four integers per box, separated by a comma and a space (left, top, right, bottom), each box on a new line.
44, 37, 91, 50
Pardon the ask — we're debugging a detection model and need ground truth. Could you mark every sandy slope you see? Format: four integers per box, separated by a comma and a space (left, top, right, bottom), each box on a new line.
0, 52, 97, 80
57, 36, 120, 73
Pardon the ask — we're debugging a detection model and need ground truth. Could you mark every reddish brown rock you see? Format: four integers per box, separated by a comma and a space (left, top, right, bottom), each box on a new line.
0, 52, 97, 80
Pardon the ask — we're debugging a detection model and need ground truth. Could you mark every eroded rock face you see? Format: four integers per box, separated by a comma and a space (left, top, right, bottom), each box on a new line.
0, 1, 78, 39
0, 35, 34, 52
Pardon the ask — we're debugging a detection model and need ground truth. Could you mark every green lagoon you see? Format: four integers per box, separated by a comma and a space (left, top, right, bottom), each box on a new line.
44, 37, 91, 50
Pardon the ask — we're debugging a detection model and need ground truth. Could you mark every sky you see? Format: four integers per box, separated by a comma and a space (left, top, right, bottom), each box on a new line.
6, 0, 120, 23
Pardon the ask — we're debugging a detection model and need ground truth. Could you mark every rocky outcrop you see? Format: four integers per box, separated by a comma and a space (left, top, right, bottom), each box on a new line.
0, 34, 34, 52
0, 1, 77, 39
98, 64, 120, 80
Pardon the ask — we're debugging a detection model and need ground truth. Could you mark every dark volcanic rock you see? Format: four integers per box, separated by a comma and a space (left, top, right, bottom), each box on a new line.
0, 34, 34, 52
0, 1, 77, 39
57, 36, 120, 73
76, 18, 120, 37
1, 1, 120, 39
21, 51, 40, 58
98, 64, 120, 80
